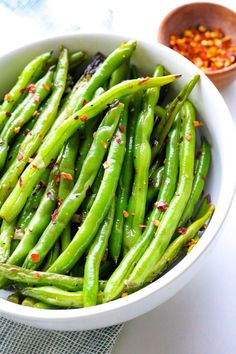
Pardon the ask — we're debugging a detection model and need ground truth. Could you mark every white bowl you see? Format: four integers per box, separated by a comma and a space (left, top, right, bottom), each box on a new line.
0, 33, 235, 331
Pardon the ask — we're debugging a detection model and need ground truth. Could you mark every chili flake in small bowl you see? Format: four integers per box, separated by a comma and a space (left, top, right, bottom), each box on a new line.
158, 2, 236, 88
170, 25, 236, 72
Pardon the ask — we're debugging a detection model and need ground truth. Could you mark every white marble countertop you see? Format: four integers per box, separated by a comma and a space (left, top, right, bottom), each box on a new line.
0, 1, 235, 353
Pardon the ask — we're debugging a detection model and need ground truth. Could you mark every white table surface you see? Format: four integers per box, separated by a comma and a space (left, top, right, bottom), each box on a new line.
0, 1, 235, 353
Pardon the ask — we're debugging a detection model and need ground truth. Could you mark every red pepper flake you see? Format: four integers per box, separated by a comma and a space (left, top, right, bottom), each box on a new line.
31, 164, 38, 169
17, 152, 23, 161
19, 88, 25, 94
54, 172, 60, 185
123, 210, 129, 218
154, 201, 168, 211
51, 208, 59, 224
79, 114, 88, 122
169, 25, 236, 72
34, 272, 41, 279
19, 176, 23, 188
57, 198, 63, 208
61, 172, 73, 181
27, 83, 36, 94
42, 83, 50, 91
178, 227, 187, 235
31, 253, 40, 263
5, 111, 11, 117
193, 120, 204, 127
14, 126, 21, 134
47, 190, 55, 201
82, 99, 87, 107
33, 95, 40, 103
186, 134, 192, 141
119, 124, 125, 133
115, 135, 123, 144
138, 77, 150, 85
103, 160, 110, 169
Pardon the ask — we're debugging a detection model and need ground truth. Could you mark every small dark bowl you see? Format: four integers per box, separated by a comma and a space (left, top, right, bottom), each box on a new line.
158, 2, 236, 89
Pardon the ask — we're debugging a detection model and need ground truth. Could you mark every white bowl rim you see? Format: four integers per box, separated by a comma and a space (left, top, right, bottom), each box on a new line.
0, 31, 235, 324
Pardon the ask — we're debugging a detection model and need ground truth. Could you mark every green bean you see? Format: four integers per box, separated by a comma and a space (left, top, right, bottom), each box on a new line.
73, 41, 136, 111
10, 239, 19, 255
22, 103, 124, 270
109, 96, 140, 263
22, 297, 37, 307
58, 132, 79, 251
74, 118, 98, 181
151, 75, 199, 165
103, 114, 181, 301
0, 74, 180, 223
123, 65, 164, 252
83, 198, 115, 307
33, 302, 57, 309
141, 205, 215, 284
21, 286, 103, 308
41, 240, 60, 271
61, 227, 71, 253
69, 51, 87, 71
7, 293, 21, 304
2, 118, 36, 173
47, 103, 128, 274
0, 70, 53, 171
0, 220, 16, 262
0, 48, 68, 204
154, 105, 166, 120
16, 169, 50, 231
179, 139, 211, 226
126, 100, 196, 288
0, 262, 84, 291
109, 61, 130, 88
146, 165, 164, 207
151, 107, 167, 146
50, 61, 94, 130
74, 87, 105, 181
80, 166, 104, 215
194, 194, 211, 220
0, 51, 52, 130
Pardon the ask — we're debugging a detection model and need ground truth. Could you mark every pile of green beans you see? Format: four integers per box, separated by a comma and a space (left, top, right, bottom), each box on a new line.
0, 40, 214, 309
